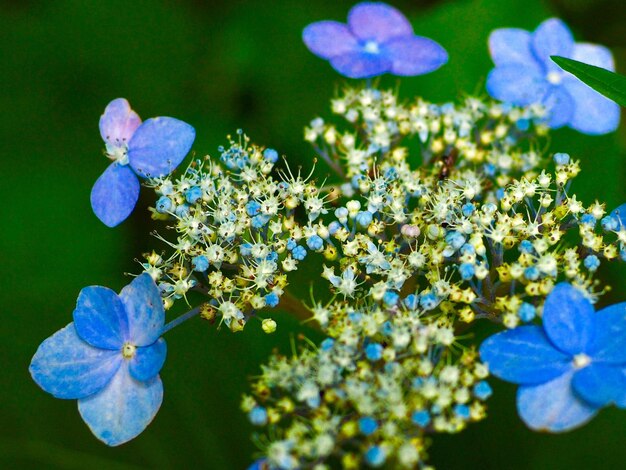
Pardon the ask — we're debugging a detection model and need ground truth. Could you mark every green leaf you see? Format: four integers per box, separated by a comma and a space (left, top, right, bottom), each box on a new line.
552, 55, 626, 107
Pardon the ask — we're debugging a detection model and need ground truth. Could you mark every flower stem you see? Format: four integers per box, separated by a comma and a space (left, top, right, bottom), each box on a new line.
280, 290, 312, 322
162, 306, 201, 334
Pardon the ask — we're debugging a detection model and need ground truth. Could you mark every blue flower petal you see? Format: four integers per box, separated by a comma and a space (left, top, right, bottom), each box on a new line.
542, 283, 595, 355
78, 364, 163, 446
129, 338, 167, 382
489, 28, 534, 67
303, 21, 359, 59
479, 326, 572, 385
572, 363, 626, 407
99, 98, 141, 147
543, 86, 575, 128
128, 117, 195, 178
73, 286, 128, 349
531, 18, 574, 68
385, 36, 448, 76
330, 51, 391, 79
486, 64, 548, 106
347, 2, 413, 43
589, 302, 626, 363
517, 371, 598, 432
119, 273, 165, 347
563, 78, 620, 135
30, 323, 122, 399
90, 162, 140, 227
571, 43, 615, 71
611, 203, 626, 227
247, 459, 268, 470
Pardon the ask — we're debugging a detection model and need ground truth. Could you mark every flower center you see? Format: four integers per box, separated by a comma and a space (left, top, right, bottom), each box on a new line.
363, 40, 380, 55
122, 342, 137, 359
106, 142, 130, 166
573, 353, 591, 369
547, 71, 563, 85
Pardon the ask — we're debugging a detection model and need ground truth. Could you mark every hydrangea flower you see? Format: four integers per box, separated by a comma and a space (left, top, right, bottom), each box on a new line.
480, 283, 626, 432
92, 98, 196, 227
486, 18, 620, 134
29, 273, 167, 446
303, 2, 447, 78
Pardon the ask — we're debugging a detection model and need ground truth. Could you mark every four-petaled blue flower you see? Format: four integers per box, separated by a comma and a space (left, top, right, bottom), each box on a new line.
30, 273, 167, 446
486, 18, 620, 134
480, 283, 626, 432
92, 98, 196, 227
303, 2, 448, 79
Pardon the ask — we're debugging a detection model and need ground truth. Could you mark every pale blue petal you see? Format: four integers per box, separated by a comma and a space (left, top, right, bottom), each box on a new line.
486, 64, 548, 106
531, 18, 574, 67
564, 78, 620, 135
302, 21, 359, 59
128, 117, 195, 178
517, 371, 599, 432
330, 52, 391, 79
30, 323, 121, 399
99, 98, 141, 147
611, 203, 626, 227
572, 363, 626, 407
543, 86, 575, 128
348, 2, 413, 43
571, 43, 615, 71
90, 162, 140, 227
78, 364, 163, 446
479, 326, 572, 385
489, 28, 535, 67
589, 302, 626, 363
119, 273, 165, 347
129, 338, 167, 382
386, 36, 448, 76
73, 286, 128, 349
542, 283, 595, 355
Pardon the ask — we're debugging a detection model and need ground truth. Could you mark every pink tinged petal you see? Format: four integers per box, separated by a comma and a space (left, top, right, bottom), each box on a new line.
119, 273, 165, 347
302, 21, 359, 59
330, 52, 391, 79
489, 28, 535, 67
128, 117, 195, 178
90, 162, 140, 227
385, 36, 448, 76
571, 43, 615, 71
479, 326, 572, 385
572, 363, 626, 407
542, 283, 595, 355
78, 364, 163, 446
486, 64, 548, 106
532, 18, 574, 67
73, 286, 128, 349
543, 86, 575, 128
99, 98, 142, 147
517, 371, 599, 432
29, 323, 122, 400
564, 78, 621, 135
347, 2, 413, 42
129, 338, 167, 382
590, 303, 626, 363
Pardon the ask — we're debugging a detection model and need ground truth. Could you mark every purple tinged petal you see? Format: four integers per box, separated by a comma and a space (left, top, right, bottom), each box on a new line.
78, 364, 163, 446
348, 2, 413, 43
563, 78, 620, 135
90, 162, 140, 227
571, 43, 615, 71
479, 326, 572, 385
517, 371, 599, 432
99, 98, 142, 147
73, 286, 128, 349
128, 117, 195, 178
542, 283, 595, 355
572, 363, 626, 407
543, 86, 575, 128
385, 36, 448, 76
303, 21, 359, 59
486, 64, 548, 106
532, 18, 574, 67
330, 51, 391, 79
29, 323, 122, 399
119, 273, 165, 347
129, 338, 167, 382
489, 28, 535, 67
590, 302, 626, 363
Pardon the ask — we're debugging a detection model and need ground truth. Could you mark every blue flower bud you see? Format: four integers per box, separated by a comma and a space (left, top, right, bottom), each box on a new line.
516, 118, 530, 131
365, 343, 383, 361
356, 211, 373, 227
584, 255, 600, 271
523, 266, 540, 281
263, 148, 278, 163
185, 186, 202, 204
365, 446, 386, 467
156, 196, 172, 213
246, 201, 261, 216
518, 302, 536, 322
240, 243, 253, 256
248, 406, 268, 426
454, 404, 471, 420
192, 255, 209, 272
483, 163, 496, 177
264, 292, 280, 308
334, 207, 349, 222
459, 263, 475, 280
359, 417, 378, 436
348, 312, 362, 323
473, 381, 493, 400
519, 240, 534, 254
175, 204, 190, 218
251, 214, 270, 228
320, 338, 334, 351
461, 203, 475, 217
381, 321, 393, 336
445, 231, 465, 250
460, 243, 475, 255
286, 238, 297, 251
553, 152, 570, 165
601, 215, 619, 232
580, 214, 596, 227
411, 410, 431, 427
306, 235, 324, 251
382, 291, 399, 307
404, 294, 418, 309
328, 221, 342, 235
292, 245, 307, 260
420, 292, 439, 311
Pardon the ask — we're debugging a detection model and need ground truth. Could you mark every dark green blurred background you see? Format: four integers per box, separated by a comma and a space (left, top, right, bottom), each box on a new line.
1, 0, 625, 468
